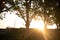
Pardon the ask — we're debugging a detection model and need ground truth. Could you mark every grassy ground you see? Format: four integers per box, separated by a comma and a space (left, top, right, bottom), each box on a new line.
0, 28, 60, 40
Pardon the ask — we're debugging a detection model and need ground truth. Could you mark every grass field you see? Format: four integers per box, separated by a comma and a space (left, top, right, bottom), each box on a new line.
0, 28, 60, 40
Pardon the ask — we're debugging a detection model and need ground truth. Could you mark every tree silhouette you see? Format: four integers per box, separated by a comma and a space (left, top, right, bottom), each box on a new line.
0, 0, 58, 29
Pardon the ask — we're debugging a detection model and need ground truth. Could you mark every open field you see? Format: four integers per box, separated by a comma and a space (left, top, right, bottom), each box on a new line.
0, 28, 60, 40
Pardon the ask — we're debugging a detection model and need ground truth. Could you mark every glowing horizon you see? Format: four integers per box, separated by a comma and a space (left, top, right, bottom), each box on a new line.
0, 11, 57, 29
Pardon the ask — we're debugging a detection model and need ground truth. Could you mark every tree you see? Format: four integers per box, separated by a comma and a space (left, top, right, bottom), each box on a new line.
0, 0, 58, 29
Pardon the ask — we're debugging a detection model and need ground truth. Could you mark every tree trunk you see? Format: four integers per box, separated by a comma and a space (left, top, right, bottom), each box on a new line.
25, 0, 31, 29
26, 9, 30, 29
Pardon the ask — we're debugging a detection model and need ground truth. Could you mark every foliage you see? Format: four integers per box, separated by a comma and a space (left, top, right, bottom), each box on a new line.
0, 0, 58, 28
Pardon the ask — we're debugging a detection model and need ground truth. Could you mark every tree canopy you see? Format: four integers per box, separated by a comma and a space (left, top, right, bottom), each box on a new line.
0, 0, 60, 29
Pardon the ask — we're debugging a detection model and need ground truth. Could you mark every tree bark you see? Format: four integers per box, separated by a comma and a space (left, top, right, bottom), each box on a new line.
25, 0, 31, 29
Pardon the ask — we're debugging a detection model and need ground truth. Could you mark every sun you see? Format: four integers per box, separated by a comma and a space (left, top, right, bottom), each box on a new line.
29, 16, 44, 30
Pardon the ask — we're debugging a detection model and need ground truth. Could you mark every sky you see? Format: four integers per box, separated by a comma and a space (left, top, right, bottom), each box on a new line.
0, 11, 26, 29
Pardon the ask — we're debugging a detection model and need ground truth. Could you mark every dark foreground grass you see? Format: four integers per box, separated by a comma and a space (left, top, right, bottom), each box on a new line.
0, 28, 60, 40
